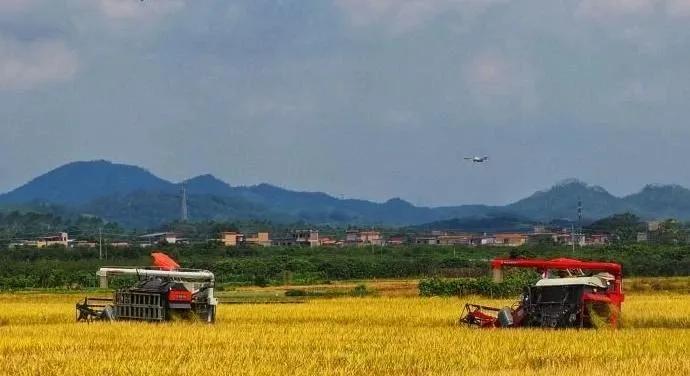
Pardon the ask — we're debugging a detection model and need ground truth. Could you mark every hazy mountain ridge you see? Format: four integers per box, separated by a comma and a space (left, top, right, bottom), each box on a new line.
1, 161, 689, 228
505, 179, 628, 221
0, 161, 174, 205
412, 214, 537, 233
623, 184, 690, 219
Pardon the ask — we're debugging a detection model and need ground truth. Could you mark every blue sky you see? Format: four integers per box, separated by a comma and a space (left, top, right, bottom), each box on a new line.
1, 0, 690, 206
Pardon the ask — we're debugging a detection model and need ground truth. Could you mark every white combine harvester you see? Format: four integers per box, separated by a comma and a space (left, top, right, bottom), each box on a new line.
76, 252, 217, 323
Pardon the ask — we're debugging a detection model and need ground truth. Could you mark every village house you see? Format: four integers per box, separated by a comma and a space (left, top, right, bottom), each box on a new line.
345, 229, 383, 246
72, 240, 97, 248
294, 230, 320, 247
9, 232, 72, 249
37, 232, 70, 248
586, 234, 611, 246
319, 236, 338, 246
220, 232, 244, 247
386, 235, 407, 246
272, 230, 320, 247
245, 232, 271, 247
479, 235, 496, 246
493, 233, 528, 247
647, 221, 661, 232
270, 235, 295, 247
358, 230, 383, 246
8, 240, 36, 249
414, 235, 439, 245
552, 232, 573, 245
414, 232, 473, 246
139, 232, 181, 246
344, 230, 359, 245
437, 234, 472, 246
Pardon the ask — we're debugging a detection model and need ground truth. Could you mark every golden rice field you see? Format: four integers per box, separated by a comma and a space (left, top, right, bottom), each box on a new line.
0, 292, 688, 376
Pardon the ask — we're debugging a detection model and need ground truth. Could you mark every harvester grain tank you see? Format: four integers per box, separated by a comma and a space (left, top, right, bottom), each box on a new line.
460, 257, 624, 328
76, 252, 217, 323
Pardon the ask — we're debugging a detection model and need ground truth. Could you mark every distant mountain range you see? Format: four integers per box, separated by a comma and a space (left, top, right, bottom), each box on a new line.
1, 160, 689, 229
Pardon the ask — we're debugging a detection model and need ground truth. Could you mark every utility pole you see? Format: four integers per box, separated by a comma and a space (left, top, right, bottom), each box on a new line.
99, 227, 103, 260
571, 224, 575, 253
577, 198, 583, 232
577, 197, 583, 249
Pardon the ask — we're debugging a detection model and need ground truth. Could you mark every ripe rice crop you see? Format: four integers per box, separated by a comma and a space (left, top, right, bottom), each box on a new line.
0, 293, 688, 375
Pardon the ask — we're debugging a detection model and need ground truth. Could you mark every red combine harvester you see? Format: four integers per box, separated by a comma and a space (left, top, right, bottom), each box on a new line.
460, 257, 624, 328
76, 252, 217, 323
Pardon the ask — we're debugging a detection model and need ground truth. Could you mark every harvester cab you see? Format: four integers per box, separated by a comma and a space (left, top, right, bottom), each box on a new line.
76, 252, 217, 323
460, 258, 624, 329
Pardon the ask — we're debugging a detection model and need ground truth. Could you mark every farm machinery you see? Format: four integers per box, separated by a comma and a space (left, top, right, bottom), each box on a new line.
460, 257, 624, 329
76, 252, 217, 323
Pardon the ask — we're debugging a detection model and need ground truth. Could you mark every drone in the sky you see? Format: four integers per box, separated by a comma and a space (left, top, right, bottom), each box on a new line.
463, 156, 489, 163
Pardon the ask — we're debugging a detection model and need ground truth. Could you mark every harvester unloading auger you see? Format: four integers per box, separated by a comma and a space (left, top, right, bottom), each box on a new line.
76, 252, 217, 323
460, 258, 624, 329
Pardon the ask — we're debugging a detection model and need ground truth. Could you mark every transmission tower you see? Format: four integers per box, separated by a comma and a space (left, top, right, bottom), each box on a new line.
181, 183, 189, 222
577, 197, 582, 230
576, 197, 583, 248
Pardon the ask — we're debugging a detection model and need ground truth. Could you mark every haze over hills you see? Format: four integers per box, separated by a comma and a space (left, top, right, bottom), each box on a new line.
0, 160, 689, 228
0, 160, 174, 205
505, 179, 628, 221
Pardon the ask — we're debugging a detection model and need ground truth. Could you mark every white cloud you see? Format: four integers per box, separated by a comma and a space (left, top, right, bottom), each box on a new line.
0, 0, 37, 13
92, 0, 185, 21
613, 80, 668, 105
577, 0, 656, 18
0, 36, 78, 90
463, 51, 538, 112
335, 0, 503, 34
0, 0, 185, 21
666, 0, 690, 16
577, 0, 690, 18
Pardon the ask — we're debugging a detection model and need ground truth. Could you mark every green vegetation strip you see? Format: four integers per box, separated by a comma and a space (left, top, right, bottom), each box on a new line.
1, 243, 689, 289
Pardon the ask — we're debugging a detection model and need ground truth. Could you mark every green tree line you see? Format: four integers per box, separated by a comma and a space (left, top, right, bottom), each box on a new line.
0, 243, 688, 289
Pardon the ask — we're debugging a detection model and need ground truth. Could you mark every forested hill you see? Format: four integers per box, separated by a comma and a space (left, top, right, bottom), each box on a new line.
3, 161, 690, 228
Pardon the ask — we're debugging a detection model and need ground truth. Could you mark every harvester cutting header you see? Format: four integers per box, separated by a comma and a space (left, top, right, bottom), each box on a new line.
461, 257, 624, 329
76, 252, 217, 323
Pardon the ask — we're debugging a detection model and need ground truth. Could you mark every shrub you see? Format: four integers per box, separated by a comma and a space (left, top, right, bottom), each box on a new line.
253, 275, 269, 287
285, 289, 307, 297
418, 272, 538, 298
350, 284, 371, 297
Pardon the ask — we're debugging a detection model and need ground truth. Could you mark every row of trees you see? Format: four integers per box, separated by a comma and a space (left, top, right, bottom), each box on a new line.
0, 242, 688, 289
0, 211, 126, 245
585, 213, 690, 244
